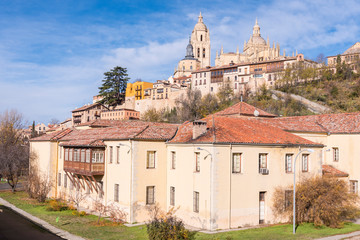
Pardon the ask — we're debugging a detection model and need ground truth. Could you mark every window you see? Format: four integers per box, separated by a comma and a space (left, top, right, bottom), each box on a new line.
302, 154, 309, 172
86, 149, 90, 163
350, 180, 358, 194
285, 154, 293, 173
170, 186, 175, 206
64, 148, 69, 161
193, 191, 199, 213
64, 175, 67, 188
203, 48, 206, 58
92, 151, 104, 163
146, 186, 155, 205
58, 173, 61, 187
81, 149, 85, 162
259, 153, 267, 172
200, 35, 203, 41
284, 190, 292, 210
69, 149, 73, 161
114, 184, 119, 202
60, 146, 62, 158
147, 151, 156, 169
116, 146, 120, 164
74, 149, 79, 162
232, 153, 241, 173
109, 146, 113, 163
197, 48, 200, 58
333, 148, 339, 162
195, 152, 200, 172
204, 79, 206, 84
204, 72, 206, 77
199, 80, 202, 85
171, 151, 176, 169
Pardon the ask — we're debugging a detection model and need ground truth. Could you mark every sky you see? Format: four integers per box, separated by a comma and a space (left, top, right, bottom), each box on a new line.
1, 0, 360, 125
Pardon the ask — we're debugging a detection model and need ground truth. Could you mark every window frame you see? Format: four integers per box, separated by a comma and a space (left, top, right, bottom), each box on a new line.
259, 153, 268, 172
171, 151, 176, 170
114, 184, 119, 202
285, 154, 293, 173
193, 191, 199, 213
333, 147, 339, 162
146, 186, 155, 205
116, 146, 120, 164
232, 153, 242, 173
146, 151, 156, 169
170, 186, 175, 206
302, 154, 309, 172
195, 152, 200, 172
350, 180, 358, 194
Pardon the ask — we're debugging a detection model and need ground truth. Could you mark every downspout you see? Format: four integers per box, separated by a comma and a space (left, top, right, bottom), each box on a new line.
105, 145, 108, 203
130, 139, 134, 223
229, 144, 233, 229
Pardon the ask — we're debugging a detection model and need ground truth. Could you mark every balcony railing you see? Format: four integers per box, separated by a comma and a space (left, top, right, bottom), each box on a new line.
64, 161, 104, 176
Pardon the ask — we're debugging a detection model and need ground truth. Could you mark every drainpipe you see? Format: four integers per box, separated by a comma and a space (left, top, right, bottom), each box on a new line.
210, 144, 215, 231
130, 139, 134, 223
229, 144, 233, 229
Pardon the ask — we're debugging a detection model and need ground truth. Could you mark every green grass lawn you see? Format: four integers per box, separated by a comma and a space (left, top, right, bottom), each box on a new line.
1, 191, 360, 240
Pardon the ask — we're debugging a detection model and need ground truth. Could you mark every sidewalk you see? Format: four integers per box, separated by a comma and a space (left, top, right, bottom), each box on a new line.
0, 197, 85, 240
316, 231, 360, 240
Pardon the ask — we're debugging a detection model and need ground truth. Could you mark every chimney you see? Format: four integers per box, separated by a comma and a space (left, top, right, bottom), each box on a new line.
193, 120, 207, 139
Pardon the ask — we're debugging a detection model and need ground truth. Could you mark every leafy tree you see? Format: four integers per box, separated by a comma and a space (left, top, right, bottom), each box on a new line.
272, 176, 359, 228
217, 80, 234, 108
0, 110, 29, 192
199, 93, 219, 117
98, 66, 129, 107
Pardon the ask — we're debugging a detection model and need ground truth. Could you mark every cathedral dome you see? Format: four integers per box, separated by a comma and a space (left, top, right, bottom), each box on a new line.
248, 35, 266, 45
193, 12, 208, 31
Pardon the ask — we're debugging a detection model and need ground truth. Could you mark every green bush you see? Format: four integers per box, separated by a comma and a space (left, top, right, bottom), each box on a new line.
147, 216, 196, 240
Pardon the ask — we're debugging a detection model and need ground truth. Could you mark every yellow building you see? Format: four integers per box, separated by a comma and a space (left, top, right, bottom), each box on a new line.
125, 81, 153, 100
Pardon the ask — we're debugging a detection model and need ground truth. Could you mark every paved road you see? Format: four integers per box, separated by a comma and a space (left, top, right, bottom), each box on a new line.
0, 182, 24, 191
0, 205, 64, 240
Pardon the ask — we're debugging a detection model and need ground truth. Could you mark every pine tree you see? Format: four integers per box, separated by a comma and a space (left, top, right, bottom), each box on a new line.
98, 66, 130, 107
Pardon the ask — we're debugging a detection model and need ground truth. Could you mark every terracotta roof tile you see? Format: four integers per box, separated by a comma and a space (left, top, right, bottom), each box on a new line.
170, 116, 322, 146
322, 165, 349, 177
215, 102, 277, 118
260, 112, 360, 134
72, 102, 102, 113
30, 128, 73, 141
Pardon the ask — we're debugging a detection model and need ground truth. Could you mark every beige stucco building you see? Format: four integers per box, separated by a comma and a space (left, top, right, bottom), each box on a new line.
30, 102, 360, 231
327, 42, 360, 73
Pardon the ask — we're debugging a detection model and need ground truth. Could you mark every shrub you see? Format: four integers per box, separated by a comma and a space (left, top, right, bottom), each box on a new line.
147, 216, 196, 240
272, 176, 360, 228
46, 199, 68, 211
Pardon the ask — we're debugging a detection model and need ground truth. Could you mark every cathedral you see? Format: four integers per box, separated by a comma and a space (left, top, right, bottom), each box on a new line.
174, 14, 287, 77
215, 18, 284, 66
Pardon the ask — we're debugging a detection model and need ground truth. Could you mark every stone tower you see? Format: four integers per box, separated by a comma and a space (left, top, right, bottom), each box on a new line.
191, 12, 211, 68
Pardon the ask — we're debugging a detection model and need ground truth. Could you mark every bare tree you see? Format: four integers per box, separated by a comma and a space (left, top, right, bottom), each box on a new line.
175, 88, 202, 122
68, 190, 87, 210
25, 159, 52, 202
0, 110, 29, 192
49, 118, 60, 125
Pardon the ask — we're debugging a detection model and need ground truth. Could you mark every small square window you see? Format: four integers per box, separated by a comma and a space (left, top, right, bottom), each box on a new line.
350, 180, 358, 194
302, 154, 309, 172
285, 154, 293, 173
232, 153, 241, 173
333, 148, 339, 162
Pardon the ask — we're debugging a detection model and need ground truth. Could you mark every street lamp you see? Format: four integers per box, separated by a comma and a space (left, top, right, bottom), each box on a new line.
293, 148, 314, 234
118, 143, 131, 154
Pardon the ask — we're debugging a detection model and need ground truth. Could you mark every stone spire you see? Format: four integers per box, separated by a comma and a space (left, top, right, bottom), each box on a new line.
283, 49, 286, 56
216, 50, 218, 58
198, 12, 203, 23
221, 45, 223, 54
267, 36, 269, 46
243, 40, 246, 50
236, 46, 239, 54
253, 18, 260, 37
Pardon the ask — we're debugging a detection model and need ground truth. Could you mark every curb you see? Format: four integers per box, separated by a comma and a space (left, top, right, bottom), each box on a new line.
0, 197, 86, 240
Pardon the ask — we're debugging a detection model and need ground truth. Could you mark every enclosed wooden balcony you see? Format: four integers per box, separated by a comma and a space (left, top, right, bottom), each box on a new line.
63, 148, 105, 176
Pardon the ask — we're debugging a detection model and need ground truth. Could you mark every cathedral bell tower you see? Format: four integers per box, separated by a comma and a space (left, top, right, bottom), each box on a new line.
191, 12, 211, 68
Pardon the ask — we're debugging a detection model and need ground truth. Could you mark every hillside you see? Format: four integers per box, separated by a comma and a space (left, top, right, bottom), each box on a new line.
276, 77, 360, 114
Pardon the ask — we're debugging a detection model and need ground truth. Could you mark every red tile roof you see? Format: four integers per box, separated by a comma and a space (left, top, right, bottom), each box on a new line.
215, 102, 277, 118
169, 116, 322, 146
322, 165, 349, 177
30, 128, 73, 141
72, 102, 103, 113
59, 122, 179, 147
259, 112, 360, 134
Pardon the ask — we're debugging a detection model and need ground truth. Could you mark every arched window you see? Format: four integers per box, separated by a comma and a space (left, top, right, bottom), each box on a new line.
190, 65, 193, 70
203, 48, 206, 57
200, 35, 203, 41
197, 48, 200, 58
183, 66, 185, 70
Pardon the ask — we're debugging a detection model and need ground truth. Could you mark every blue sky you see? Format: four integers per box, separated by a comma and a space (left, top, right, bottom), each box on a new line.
1, 0, 360, 124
